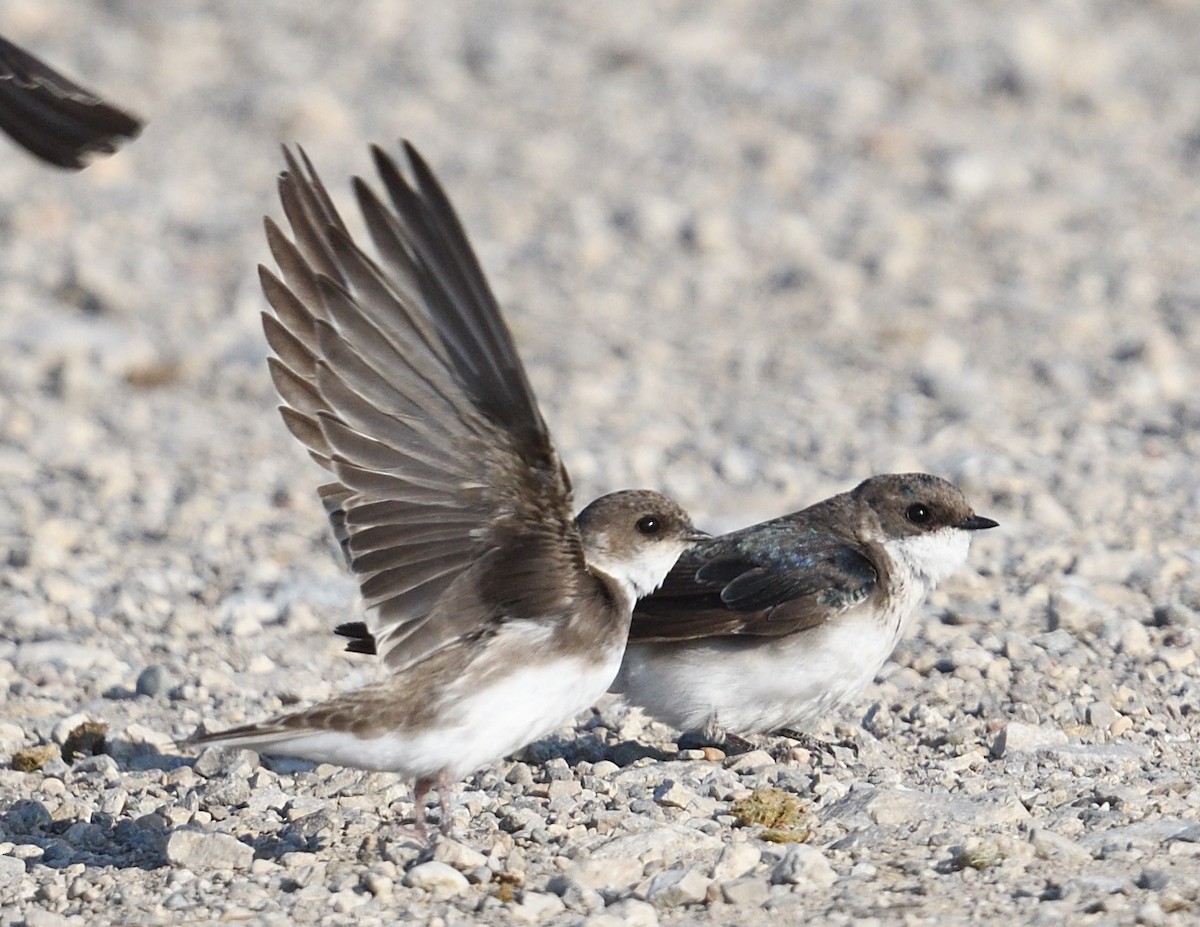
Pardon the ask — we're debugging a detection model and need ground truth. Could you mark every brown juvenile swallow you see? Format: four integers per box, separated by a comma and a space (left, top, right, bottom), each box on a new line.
187, 142, 702, 835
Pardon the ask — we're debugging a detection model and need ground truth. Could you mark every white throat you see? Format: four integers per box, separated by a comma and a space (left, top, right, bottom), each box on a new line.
586, 545, 684, 605
882, 527, 972, 589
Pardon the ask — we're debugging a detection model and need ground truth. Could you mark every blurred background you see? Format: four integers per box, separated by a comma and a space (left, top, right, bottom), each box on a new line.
1, 0, 1198, 727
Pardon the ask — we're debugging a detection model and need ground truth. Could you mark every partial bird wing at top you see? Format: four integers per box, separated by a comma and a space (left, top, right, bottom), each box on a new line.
630, 522, 879, 641
0, 34, 141, 169
260, 143, 581, 673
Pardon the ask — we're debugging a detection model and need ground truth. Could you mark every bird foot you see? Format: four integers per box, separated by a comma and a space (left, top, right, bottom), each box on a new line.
677, 727, 754, 755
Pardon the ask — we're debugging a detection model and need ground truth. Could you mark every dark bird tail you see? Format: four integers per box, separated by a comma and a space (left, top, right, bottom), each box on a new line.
334, 621, 378, 656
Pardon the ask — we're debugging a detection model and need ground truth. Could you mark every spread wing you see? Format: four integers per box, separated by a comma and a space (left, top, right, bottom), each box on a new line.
630, 520, 879, 641
260, 142, 583, 673
0, 34, 141, 169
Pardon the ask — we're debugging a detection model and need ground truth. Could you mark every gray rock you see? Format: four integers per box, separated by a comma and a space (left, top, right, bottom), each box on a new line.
588, 899, 659, 927
510, 890, 566, 922
166, 830, 253, 870
506, 762, 534, 786
711, 842, 762, 881
590, 821, 723, 863
825, 784, 1030, 828
2, 800, 53, 834
0, 855, 26, 883
990, 722, 1069, 757
645, 867, 711, 907
1031, 828, 1094, 863
403, 860, 469, 893
135, 664, 170, 697
771, 845, 837, 888
568, 857, 645, 893
727, 750, 776, 774
192, 747, 259, 779
1085, 702, 1121, 729
719, 877, 770, 906
433, 838, 488, 871
653, 779, 698, 809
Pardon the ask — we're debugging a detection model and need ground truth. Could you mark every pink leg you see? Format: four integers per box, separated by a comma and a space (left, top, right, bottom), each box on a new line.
412, 777, 432, 842
437, 770, 453, 836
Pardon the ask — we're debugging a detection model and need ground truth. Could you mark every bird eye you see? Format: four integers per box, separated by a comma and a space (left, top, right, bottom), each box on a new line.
906, 503, 931, 525
636, 515, 662, 535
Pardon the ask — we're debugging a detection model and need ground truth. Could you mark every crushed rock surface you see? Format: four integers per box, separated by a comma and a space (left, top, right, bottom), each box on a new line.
2, 1, 1200, 925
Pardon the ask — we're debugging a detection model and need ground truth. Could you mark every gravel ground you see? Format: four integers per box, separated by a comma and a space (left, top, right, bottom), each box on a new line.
2, 1, 1200, 924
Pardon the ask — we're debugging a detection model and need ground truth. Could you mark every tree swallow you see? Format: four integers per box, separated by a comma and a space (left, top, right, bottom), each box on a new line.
187, 142, 703, 835
610, 473, 997, 745
0, 33, 141, 169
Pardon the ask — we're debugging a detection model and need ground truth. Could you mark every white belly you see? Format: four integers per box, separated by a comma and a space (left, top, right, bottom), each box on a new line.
251, 645, 624, 780
615, 603, 918, 735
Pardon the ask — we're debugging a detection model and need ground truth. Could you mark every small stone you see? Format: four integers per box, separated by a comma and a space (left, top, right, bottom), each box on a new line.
72, 754, 119, 779
711, 843, 761, 880
771, 845, 836, 887
547, 778, 581, 801
653, 779, 697, 810
719, 877, 770, 905
331, 888, 367, 913
506, 762, 534, 786
136, 665, 170, 697
193, 747, 259, 779
283, 796, 325, 822
1117, 621, 1153, 657
511, 890, 566, 922
1085, 702, 1121, 729
586, 898, 658, 927
569, 857, 644, 893
3, 799, 53, 834
403, 860, 469, 893
604, 898, 662, 927
0, 855, 26, 883
362, 872, 393, 897
645, 867, 710, 907
825, 785, 1029, 828
1030, 828, 1093, 863
1137, 900, 1166, 927
51, 713, 91, 745
727, 750, 775, 773
590, 760, 619, 778
990, 722, 1068, 757
0, 722, 25, 751
21, 911, 74, 927
166, 830, 253, 870
499, 806, 543, 834
591, 821, 723, 861
433, 839, 488, 871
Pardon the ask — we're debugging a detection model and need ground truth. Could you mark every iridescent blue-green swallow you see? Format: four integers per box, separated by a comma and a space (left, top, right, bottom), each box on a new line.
613, 473, 996, 744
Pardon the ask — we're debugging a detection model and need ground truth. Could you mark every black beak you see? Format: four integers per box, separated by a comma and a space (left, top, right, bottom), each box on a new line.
958, 514, 999, 531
